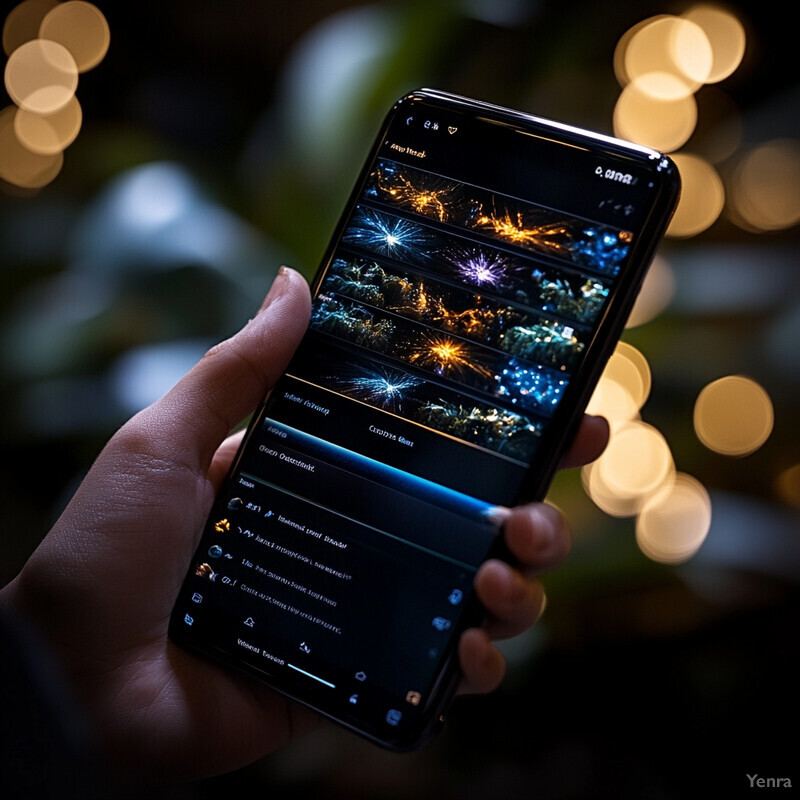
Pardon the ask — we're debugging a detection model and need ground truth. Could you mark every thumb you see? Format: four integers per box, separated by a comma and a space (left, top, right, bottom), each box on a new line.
4, 268, 310, 622
132, 266, 311, 471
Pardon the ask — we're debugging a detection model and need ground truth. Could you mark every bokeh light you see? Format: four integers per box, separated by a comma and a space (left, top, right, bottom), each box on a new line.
1, 1, 108, 190
601, 341, 652, 412
636, 472, 712, 564
727, 140, 800, 232
14, 94, 81, 154
586, 372, 641, 430
667, 153, 725, 237
583, 336, 695, 534
613, 16, 656, 88
612, 3, 748, 191
613, 78, 697, 152
586, 341, 654, 430
4, 37, 78, 114
591, 5, 761, 565
1, 0, 57, 56
626, 253, 675, 328
584, 421, 676, 519
39, 0, 110, 73
775, 464, 800, 509
620, 15, 712, 95
596, 422, 675, 501
683, 4, 746, 83
0, 104, 63, 187
582, 458, 641, 519
694, 375, 774, 456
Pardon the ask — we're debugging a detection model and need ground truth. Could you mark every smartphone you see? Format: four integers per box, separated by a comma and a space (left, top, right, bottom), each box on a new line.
169, 88, 680, 750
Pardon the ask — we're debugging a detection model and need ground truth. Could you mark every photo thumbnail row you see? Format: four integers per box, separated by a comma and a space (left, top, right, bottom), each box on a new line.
309, 293, 568, 417
342, 206, 611, 327
365, 158, 633, 277
291, 341, 543, 462
322, 256, 587, 372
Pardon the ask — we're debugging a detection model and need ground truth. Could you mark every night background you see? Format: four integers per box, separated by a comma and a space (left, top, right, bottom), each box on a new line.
1, 1, 798, 797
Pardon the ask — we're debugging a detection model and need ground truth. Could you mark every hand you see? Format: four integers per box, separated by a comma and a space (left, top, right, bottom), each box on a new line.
0, 267, 607, 782
461, 413, 608, 693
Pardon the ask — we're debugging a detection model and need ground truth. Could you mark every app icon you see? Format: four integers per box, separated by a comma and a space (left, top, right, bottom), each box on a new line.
191, 592, 203, 604
405, 690, 421, 706
448, 589, 463, 605
355, 671, 367, 682
432, 616, 451, 632
299, 642, 311, 655
208, 544, 223, 559
195, 563, 216, 581
385, 709, 402, 726
183, 614, 194, 626
349, 694, 359, 705
244, 617, 255, 628
214, 518, 231, 534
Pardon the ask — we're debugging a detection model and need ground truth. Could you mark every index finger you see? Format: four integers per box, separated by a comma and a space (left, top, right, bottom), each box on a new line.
559, 414, 609, 469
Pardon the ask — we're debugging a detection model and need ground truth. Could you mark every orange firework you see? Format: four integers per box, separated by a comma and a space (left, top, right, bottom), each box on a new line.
408, 333, 493, 379
476, 210, 570, 255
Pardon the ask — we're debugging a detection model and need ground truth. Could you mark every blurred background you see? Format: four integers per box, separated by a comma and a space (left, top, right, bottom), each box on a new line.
2, 1, 798, 797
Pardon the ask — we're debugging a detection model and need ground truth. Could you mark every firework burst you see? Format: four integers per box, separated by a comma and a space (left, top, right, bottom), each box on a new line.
343, 207, 433, 261
370, 161, 460, 221
449, 249, 511, 289
407, 332, 493, 380
475, 209, 571, 256
335, 365, 422, 412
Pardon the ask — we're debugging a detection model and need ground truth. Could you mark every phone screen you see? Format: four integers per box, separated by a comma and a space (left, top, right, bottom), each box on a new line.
170, 89, 679, 749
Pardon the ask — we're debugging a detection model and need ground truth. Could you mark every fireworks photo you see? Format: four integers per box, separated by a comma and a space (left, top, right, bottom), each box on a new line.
405, 331, 494, 381
341, 207, 612, 326
365, 158, 480, 223
342, 206, 436, 263
290, 343, 543, 460
365, 159, 632, 274
295, 155, 633, 466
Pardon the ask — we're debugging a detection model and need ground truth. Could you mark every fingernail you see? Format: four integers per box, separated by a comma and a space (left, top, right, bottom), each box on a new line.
259, 266, 292, 313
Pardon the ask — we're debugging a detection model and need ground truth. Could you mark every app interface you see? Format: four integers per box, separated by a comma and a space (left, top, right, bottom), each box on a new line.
173, 98, 668, 741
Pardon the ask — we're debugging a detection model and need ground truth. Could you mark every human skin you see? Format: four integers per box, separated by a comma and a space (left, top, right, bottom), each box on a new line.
0, 266, 608, 783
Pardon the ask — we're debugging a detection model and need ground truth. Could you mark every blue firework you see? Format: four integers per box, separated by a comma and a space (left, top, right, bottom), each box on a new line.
334, 364, 422, 412
343, 207, 433, 262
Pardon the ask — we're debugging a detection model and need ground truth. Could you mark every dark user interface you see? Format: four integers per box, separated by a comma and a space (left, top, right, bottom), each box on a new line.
172, 98, 666, 742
